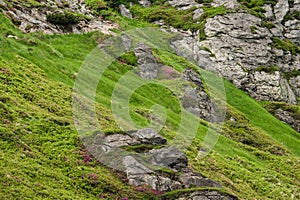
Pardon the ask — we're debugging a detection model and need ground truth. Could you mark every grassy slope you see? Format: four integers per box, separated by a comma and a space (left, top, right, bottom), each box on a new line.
0, 4, 300, 200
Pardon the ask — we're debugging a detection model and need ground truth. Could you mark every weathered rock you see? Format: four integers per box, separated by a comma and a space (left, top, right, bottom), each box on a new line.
179, 172, 222, 188
212, 0, 240, 10
123, 156, 154, 175
119, 4, 133, 19
181, 69, 214, 121
122, 34, 133, 52
170, 36, 215, 71
175, 190, 238, 200
202, 13, 299, 103
284, 19, 300, 45
3, 1, 117, 34
147, 146, 188, 170
123, 156, 182, 191
0, 0, 7, 9
292, 0, 300, 11
289, 75, 300, 97
102, 134, 139, 149
168, 0, 200, 10
134, 43, 159, 80
275, 109, 300, 132
246, 71, 297, 104
130, 128, 167, 145
263, 4, 274, 20
138, 0, 152, 7
193, 8, 204, 20
274, 0, 289, 23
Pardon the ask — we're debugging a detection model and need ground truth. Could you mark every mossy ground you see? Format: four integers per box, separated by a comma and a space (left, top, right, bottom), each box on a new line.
1, 1, 300, 200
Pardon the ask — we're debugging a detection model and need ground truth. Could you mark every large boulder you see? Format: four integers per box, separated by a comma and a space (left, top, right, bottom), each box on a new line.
147, 146, 188, 170
134, 43, 159, 80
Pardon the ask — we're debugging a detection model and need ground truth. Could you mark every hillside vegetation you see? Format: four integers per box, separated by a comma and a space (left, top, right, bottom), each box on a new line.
0, 0, 299, 199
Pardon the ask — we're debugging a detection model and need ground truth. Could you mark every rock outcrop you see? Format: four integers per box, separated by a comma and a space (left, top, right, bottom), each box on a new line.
83, 128, 230, 194
2, 0, 117, 34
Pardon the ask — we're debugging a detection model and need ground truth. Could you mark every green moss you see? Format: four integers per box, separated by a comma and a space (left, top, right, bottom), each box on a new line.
272, 37, 300, 55
261, 21, 276, 29
253, 66, 280, 74
46, 11, 90, 25
283, 70, 300, 79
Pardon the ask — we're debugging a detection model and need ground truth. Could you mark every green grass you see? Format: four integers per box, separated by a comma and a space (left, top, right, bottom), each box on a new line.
0, 4, 300, 200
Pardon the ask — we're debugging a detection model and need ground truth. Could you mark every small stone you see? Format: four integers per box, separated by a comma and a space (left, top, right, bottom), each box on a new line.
119, 4, 133, 19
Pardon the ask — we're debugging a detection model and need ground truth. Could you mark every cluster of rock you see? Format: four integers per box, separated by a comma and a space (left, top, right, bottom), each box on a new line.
132, 42, 215, 122
0, 0, 117, 34
275, 109, 300, 132
163, 1, 300, 111
83, 128, 237, 199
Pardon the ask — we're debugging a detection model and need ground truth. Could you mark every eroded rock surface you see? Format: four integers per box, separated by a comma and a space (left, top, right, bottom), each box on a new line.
3, 0, 117, 34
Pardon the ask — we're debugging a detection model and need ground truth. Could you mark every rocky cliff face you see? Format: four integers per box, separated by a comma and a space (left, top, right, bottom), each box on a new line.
168, 0, 300, 105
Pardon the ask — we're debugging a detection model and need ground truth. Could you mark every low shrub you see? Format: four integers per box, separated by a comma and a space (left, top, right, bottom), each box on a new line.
46, 11, 90, 25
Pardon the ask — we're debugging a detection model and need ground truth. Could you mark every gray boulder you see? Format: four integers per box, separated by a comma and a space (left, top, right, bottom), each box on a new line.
119, 4, 133, 19
168, 0, 200, 10
181, 69, 215, 121
179, 172, 222, 188
134, 43, 159, 80
147, 146, 188, 170
130, 128, 167, 145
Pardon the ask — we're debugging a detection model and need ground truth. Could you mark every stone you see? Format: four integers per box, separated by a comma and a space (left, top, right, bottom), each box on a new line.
138, 0, 152, 7
130, 128, 167, 145
123, 156, 181, 191
289, 76, 300, 97
147, 146, 188, 170
275, 109, 295, 125
175, 190, 238, 200
263, 4, 274, 20
212, 0, 240, 10
0, 0, 7, 9
119, 4, 133, 19
284, 20, 300, 45
134, 43, 159, 80
123, 156, 154, 175
170, 36, 215, 71
274, 0, 289, 23
246, 71, 296, 104
168, 0, 200, 10
193, 8, 204, 20
122, 34, 133, 52
4, 1, 117, 35
181, 69, 214, 121
275, 109, 300, 132
179, 172, 222, 188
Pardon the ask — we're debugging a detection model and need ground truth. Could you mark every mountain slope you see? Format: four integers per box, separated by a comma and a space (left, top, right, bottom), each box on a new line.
0, 0, 300, 199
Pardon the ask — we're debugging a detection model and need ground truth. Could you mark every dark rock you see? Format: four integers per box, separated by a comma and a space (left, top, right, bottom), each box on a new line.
147, 146, 188, 170
134, 43, 159, 80
181, 69, 215, 121
130, 128, 167, 145
179, 172, 223, 188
